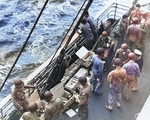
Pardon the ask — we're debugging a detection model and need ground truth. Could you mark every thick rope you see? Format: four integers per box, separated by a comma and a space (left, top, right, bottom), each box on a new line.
0, 0, 49, 91
44, 0, 93, 70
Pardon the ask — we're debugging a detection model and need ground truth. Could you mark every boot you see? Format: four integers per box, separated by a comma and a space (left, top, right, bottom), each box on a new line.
116, 101, 121, 107
105, 103, 113, 111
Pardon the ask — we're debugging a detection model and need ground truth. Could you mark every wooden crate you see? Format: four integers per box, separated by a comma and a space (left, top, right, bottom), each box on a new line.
27, 90, 45, 108
50, 82, 75, 111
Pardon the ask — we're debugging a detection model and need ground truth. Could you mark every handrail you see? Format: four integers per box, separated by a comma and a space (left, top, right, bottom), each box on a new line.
94, 2, 130, 27
141, 2, 150, 7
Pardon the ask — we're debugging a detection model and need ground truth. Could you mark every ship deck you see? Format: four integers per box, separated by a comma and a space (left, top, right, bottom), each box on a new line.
60, 32, 150, 120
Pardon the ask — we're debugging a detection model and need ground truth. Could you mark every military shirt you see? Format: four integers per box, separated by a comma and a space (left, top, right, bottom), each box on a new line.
96, 35, 112, 49
122, 61, 140, 77
92, 54, 103, 77
10, 86, 29, 111
107, 67, 126, 85
81, 22, 93, 40
21, 112, 40, 120
86, 16, 97, 33
119, 18, 128, 35
79, 83, 90, 105
113, 48, 130, 62
44, 98, 64, 120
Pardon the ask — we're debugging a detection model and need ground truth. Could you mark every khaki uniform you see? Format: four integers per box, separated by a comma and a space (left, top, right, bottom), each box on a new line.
141, 17, 150, 30
140, 23, 149, 52
93, 35, 112, 51
10, 86, 29, 116
44, 98, 64, 120
122, 61, 140, 98
119, 18, 128, 42
113, 48, 130, 65
21, 112, 40, 120
107, 67, 126, 104
107, 67, 126, 85
78, 83, 90, 120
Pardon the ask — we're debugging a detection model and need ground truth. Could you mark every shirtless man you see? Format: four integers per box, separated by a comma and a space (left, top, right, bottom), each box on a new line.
126, 17, 142, 52
129, 4, 142, 25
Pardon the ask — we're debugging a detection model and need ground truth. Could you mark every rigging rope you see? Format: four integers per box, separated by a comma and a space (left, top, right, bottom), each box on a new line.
0, 0, 50, 91
43, 0, 92, 71
36, 0, 93, 81
33, 0, 94, 98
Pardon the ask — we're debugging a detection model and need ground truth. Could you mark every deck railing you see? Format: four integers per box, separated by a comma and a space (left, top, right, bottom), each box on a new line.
0, 2, 131, 119
94, 2, 130, 25
94, 2, 130, 28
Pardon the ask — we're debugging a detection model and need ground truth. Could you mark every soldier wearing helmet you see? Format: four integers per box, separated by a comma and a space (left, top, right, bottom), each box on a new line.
113, 43, 130, 66
72, 76, 90, 120
11, 78, 29, 116
85, 47, 104, 95
92, 31, 115, 63
21, 102, 40, 120
122, 52, 140, 99
105, 58, 126, 110
102, 31, 108, 36
126, 17, 142, 52
43, 91, 64, 120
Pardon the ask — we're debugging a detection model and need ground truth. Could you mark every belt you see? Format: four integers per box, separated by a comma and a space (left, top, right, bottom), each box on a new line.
127, 74, 135, 77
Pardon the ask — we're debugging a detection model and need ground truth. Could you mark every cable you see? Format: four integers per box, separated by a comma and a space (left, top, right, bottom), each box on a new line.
0, 0, 50, 91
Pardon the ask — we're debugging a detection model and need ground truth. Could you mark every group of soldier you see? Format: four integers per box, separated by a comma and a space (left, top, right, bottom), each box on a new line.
11, 76, 91, 120
10, 2, 150, 120
77, 1, 148, 118
11, 78, 65, 120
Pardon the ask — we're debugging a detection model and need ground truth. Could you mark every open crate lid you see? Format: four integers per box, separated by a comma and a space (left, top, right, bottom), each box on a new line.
28, 90, 40, 104
50, 82, 64, 98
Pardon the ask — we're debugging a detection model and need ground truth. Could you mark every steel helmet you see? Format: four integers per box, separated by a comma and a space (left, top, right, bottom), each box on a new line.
28, 102, 38, 113
128, 52, 135, 60
141, 12, 148, 19
113, 58, 122, 66
14, 78, 23, 86
102, 31, 108, 37
121, 43, 127, 49
96, 47, 104, 57
79, 76, 87, 83
132, 17, 139, 24
44, 91, 53, 100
